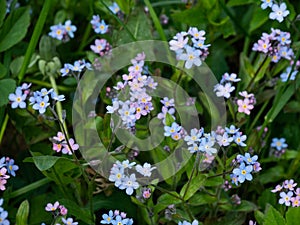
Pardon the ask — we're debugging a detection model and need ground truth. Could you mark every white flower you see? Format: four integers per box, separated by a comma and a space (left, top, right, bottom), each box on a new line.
214, 83, 235, 99
135, 163, 156, 177
269, 3, 289, 23
178, 46, 202, 69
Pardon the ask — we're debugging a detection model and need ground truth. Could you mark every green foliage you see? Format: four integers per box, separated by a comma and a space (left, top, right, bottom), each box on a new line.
0, 78, 16, 107
263, 205, 285, 225
16, 200, 30, 225
0, 7, 30, 52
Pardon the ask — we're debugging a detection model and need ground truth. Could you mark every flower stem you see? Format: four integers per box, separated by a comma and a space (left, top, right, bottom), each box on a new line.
49, 74, 69, 139
144, 0, 167, 41
18, 0, 52, 83
0, 113, 9, 145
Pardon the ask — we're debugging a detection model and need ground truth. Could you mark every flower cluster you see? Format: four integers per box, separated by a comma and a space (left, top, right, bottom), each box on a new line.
216, 125, 248, 147
49, 20, 77, 41
164, 122, 183, 141
90, 38, 112, 56
252, 28, 294, 63
271, 179, 300, 207
109, 160, 156, 195
270, 137, 288, 157
8, 84, 66, 114
0, 156, 19, 191
0, 198, 10, 225
260, 0, 289, 23
169, 27, 210, 69
29, 88, 65, 114
106, 53, 157, 128
236, 91, 256, 115
50, 132, 79, 155
8, 83, 31, 109
60, 59, 92, 77
214, 73, 240, 99
184, 127, 217, 155
90, 15, 108, 34
42, 201, 78, 225
178, 219, 199, 225
230, 153, 261, 185
100, 210, 133, 225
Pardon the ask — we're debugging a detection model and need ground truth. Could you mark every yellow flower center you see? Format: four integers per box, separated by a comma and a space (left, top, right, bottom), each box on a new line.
241, 170, 246, 175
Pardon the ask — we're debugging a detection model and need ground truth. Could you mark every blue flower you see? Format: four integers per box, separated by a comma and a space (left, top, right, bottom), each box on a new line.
70, 61, 85, 72
32, 95, 50, 114
95, 20, 108, 34
60, 63, 72, 76
225, 125, 239, 134
0, 157, 6, 168
280, 66, 298, 82
233, 133, 247, 147
62, 217, 78, 225
271, 137, 288, 150
0, 210, 9, 225
101, 210, 114, 224
64, 20, 76, 38
51, 92, 65, 102
112, 215, 129, 225
261, 0, 273, 10
241, 153, 258, 165
184, 128, 203, 145
178, 46, 202, 69
8, 87, 27, 109
119, 174, 139, 195
164, 122, 181, 137
232, 163, 253, 183
6, 159, 18, 177
109, 2, 121, 14
48, 23, 65, 40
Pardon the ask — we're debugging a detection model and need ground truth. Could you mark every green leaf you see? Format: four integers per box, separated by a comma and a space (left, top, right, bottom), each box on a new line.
254, 210, 265, 225
188, 192, 216, 206
249, 6, 269, 32
0, 0, 6, 28
32, 155, 61, 171
180, 174, 207, 201
258, 166, 284, 184
263, 205, 285, 225
0, 63, 8, 79
114, 9, 152, 45
16, 200, 30, 225
286, 207, 300, 225
0, 78, 16, 107
39, 35, 56, 61
0, 7, 30, 52
154, 192, 182, 213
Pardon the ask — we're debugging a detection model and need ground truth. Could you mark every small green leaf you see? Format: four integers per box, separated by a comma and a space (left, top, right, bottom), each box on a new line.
180, 174, 207, 201
0, 78, 16, 107
16, 200, 30, 225
0, 7, 31, 52
263, 205, 285, 225
189, 192, 216, 206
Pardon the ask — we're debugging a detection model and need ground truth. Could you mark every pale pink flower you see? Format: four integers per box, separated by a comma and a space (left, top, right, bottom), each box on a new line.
62, 138, 79, 155
45, 201, 60, 211
237, 98, 254, 115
